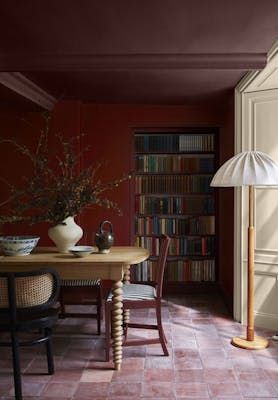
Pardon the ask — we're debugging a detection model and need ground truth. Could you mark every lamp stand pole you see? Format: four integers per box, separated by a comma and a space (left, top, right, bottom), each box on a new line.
231, 185, 269, 350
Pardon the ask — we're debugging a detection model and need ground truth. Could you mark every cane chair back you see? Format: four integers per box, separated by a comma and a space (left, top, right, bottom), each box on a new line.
0, 269, 60, 400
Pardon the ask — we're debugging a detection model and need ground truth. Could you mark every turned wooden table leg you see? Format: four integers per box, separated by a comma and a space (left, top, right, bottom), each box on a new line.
111, 279, 123, 370
123, 266, 130, 325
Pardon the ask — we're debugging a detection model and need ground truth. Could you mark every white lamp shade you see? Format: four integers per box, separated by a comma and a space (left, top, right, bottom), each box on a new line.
211, 151, 278, 187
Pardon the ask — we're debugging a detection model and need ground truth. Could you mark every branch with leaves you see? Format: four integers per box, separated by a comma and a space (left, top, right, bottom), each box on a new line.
0, 115, 132, 225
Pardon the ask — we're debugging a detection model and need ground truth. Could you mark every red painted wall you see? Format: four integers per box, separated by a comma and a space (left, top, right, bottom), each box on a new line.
0, 104, 82, 242
0, 99, 235, 300
216, 95, 235, 303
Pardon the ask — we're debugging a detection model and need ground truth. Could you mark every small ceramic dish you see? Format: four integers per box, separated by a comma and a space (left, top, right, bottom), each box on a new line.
69, 246, 95, 258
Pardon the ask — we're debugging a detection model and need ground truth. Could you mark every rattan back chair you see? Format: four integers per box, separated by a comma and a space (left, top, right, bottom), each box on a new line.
105, 234, 171, 361
0, 269, 60, 400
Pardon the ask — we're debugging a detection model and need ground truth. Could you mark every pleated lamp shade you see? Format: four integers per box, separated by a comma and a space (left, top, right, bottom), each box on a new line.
211, 151, 278, 187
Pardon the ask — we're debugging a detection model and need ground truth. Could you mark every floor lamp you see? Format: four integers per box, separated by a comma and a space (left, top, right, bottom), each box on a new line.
211, 151, 278, 350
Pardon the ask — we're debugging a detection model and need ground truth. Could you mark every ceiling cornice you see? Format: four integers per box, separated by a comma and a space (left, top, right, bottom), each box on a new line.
0, 53, 267, 71
0, 72, 57, 110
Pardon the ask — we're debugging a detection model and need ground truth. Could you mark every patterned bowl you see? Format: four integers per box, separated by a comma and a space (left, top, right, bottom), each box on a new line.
0, 235, 40, 256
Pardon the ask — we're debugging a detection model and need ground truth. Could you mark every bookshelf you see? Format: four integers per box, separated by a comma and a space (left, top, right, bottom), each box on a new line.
133, 128, 218, 293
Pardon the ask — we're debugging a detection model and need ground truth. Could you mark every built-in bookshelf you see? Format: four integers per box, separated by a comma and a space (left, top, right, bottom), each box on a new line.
133, 128, 218, 292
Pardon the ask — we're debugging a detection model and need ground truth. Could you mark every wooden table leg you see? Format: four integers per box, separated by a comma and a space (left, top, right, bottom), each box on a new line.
123, 266, 130, 325
111, 279, 123, 370
123, 266, 130, 284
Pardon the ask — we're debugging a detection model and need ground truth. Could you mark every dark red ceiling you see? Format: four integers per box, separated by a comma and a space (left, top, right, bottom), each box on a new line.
0, 0, 278, 108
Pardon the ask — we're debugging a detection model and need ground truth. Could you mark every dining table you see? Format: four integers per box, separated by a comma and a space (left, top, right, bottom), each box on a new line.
0, 245, 150, 371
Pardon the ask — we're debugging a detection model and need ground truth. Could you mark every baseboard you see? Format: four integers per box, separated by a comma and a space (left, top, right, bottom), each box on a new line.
219, 285, 233, 315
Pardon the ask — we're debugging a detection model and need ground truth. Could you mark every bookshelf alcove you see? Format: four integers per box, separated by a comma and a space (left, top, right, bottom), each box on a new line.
133, 127, 218, 294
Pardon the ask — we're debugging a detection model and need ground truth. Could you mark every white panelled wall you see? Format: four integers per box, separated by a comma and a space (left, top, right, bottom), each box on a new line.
235, 41, 278, 329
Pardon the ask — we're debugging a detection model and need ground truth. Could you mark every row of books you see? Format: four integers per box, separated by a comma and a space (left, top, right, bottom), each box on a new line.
135, 134, 215, 152
133, 259, 215, 282
136, 236, 215, 256
135, 175, 214, 194
166, 259, 215, 282
136, 155, 215, 173
179, 135, 215, 152
135, 216, 215, 235
135, 195, 215, 215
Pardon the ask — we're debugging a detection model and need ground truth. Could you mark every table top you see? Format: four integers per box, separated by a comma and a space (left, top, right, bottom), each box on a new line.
0, 246, 150, 281
0, 246, 149, 265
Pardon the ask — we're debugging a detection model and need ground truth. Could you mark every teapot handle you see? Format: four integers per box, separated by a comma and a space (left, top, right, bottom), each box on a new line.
99, 220, 113, 234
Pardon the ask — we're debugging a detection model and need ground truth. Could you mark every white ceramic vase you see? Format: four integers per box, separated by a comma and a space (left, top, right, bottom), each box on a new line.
48, 216, 83, 253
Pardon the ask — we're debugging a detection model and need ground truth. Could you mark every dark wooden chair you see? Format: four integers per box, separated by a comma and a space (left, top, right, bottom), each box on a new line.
59, 279, 103, 335
105, 234, 171, 361
0, 269, 60, 400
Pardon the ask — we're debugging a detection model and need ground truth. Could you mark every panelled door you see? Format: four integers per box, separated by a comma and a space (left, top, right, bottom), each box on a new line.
236, 87, 278, 329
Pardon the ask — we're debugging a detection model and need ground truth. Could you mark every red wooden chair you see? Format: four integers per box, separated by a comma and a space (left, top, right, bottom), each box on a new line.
59, 279, 102, 335
105, 234, 170, 361
58, 228, 103, 335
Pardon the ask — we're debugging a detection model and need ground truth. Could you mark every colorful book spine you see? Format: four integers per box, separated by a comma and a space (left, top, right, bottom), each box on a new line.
136, 154, 214, 173
135, 216, 215, 235
135, 195, 214, 215
135, 175, 214, 194
135, 134, 215, 153
136, 236, 215, 257
134, 259, 215, 282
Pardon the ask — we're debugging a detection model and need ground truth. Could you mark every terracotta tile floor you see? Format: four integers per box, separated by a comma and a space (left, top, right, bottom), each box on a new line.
1, 293, 278, 399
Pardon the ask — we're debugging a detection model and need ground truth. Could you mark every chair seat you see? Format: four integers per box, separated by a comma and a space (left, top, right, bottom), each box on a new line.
60, 279, 101, 286
107, 283, 156, 301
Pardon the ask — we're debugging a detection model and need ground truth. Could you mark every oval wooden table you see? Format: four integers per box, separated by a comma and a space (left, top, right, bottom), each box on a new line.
0, 245, 150, 370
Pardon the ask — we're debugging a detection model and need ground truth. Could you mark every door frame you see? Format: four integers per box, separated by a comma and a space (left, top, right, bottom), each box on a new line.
234, 40, 278, 324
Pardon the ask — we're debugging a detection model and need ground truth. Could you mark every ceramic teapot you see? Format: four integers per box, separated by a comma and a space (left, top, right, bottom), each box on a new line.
95, 220, 114, 253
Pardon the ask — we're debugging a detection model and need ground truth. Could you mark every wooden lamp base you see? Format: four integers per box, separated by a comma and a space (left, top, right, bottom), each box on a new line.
231, 335, 269, 350
231, 186, 269, 352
